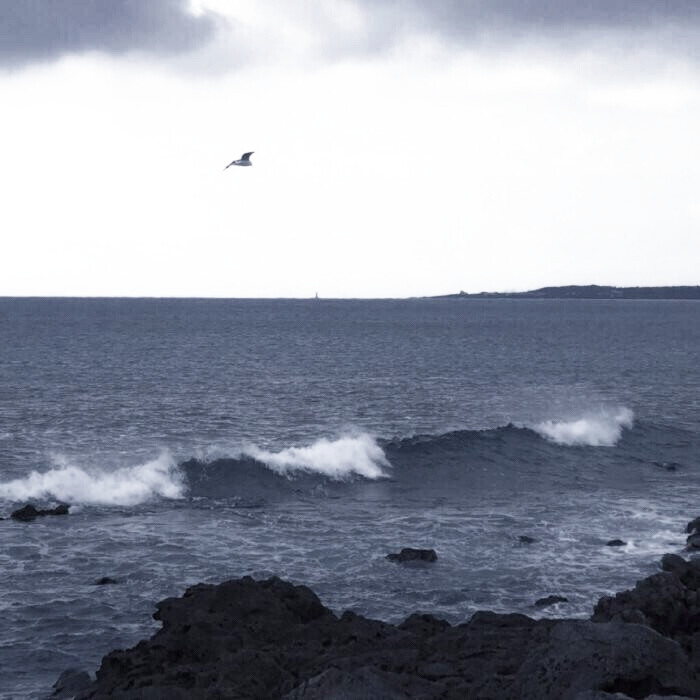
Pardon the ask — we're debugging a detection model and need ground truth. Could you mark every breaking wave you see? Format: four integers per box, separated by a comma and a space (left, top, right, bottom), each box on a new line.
0, 413, 636, 508
238, 433, 389, 479
0, 451, 185, 506
531, 407, 634, 447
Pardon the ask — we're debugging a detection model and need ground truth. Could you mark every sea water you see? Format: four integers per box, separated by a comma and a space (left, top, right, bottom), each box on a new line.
0, 297, 698, 698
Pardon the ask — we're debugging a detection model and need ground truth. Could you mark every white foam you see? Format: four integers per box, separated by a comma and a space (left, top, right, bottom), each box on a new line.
243, 433, 390, 479
532, 407, 634, 447
0, 451, 186, 506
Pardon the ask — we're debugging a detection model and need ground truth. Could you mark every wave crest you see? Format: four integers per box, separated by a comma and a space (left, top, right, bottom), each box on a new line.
0, 451, 186, 506
531, 407, 634, 447
242, 433, 389, 479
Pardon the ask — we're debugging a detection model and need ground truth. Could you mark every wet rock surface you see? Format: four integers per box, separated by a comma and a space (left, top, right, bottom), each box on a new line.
592, 553, 700, 655
386, 547, 438, 563
93, 577, 119, 586
534, 594, 569, 608
653, 461, 681, 472
51, 669, 93, 699
687, 533, 700, 550
62, 560, 700, 700
10, 503, 70, 521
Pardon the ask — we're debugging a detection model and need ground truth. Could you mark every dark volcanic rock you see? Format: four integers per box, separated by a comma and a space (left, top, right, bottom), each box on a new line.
282, 667, 434, 699
667, 555, 700, 589
606, 539, 627, 547
686, 517, 700, 535
511, 621, 695, 699
654, 460, 681, 471
662, 553, 692, 576
11, 505, 41, 521
687, 533, 700, 550
386, 547, 437, 563
66, 572, 700, 699
592, 556, 700, 653
51, 669, 92, 698
10, 503, 70, 521
535, 595, 569, 608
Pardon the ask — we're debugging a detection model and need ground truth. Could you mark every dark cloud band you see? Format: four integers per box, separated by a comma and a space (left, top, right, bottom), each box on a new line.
365, 0, 700, 31
3, 1, 699, 70
0, 0, 219, 67
341, 0, 700, 62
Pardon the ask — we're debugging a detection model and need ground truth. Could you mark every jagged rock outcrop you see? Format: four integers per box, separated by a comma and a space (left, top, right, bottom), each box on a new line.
686, 517, 700, 535
511, 621, 695, 699
63, 571, 700, 699
592, 554, 700, 653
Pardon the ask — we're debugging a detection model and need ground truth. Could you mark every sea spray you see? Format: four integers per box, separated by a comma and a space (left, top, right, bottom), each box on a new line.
532, 407, 634, 447
0, 451, 185, 506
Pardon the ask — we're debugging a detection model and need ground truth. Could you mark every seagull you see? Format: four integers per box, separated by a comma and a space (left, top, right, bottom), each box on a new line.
224, 152, 254, 169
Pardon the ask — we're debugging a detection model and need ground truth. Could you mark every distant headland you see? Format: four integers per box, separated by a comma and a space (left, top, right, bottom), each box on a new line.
434, 285, 700, 300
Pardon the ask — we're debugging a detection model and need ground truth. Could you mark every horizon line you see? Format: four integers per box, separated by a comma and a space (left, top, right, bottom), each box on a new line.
1, 283, 700, 302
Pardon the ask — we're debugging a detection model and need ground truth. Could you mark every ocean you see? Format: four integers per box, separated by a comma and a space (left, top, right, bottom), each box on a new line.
0, 297, 698, 698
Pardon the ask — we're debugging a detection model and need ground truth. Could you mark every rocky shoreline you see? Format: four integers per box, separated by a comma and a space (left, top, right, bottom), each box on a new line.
45, 514, 700, 699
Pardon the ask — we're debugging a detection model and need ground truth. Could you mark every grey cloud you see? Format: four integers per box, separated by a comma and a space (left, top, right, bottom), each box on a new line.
0, 0, 220, 67
363, 0, 700, 33
336, 0, 700, 63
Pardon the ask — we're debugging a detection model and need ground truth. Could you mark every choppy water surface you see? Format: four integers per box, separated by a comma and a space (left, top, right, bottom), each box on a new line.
0, 298, 698, 698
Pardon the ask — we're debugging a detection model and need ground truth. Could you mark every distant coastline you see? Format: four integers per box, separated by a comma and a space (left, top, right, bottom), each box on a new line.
434, 285, 700, 300
2, 285, 700, 301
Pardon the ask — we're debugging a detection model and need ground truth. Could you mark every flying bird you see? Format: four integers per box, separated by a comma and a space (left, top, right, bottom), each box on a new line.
224, 152, 254, 169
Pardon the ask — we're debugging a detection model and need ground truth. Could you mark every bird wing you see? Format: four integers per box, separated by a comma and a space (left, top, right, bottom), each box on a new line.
241, 152, 254, 160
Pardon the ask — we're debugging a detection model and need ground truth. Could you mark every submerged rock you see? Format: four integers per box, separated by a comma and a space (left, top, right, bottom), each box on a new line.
10, 503, 70, 521
654, 460, 681, 472
519, 535, 537, 544
61, 569, 700, 699
386, 548, 437, 563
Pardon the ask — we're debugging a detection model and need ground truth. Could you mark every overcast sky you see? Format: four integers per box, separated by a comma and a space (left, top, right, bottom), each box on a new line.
2, 0, 699, 297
